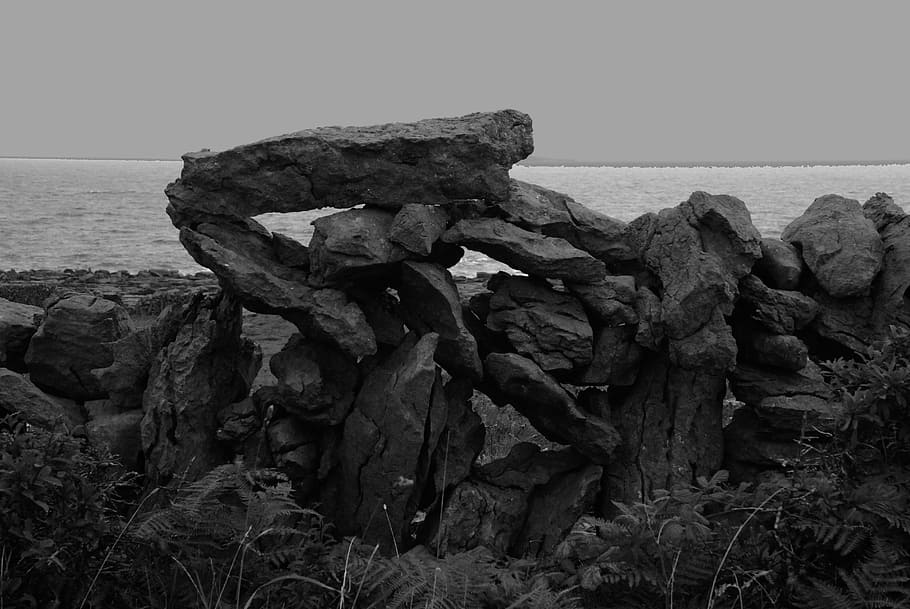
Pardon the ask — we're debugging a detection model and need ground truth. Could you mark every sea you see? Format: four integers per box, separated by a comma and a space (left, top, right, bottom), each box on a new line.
2, 158, 910, 278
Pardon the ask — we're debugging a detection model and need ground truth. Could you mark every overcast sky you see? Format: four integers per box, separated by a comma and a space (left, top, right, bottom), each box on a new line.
2, 1, 908, 163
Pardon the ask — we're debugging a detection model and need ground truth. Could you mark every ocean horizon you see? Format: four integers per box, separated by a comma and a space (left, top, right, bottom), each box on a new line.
3, 154, 910, 169
2, 158, 909, 276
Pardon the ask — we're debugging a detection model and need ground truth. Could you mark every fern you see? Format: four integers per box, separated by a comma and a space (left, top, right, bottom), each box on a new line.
796, 539, 910, 609
345, 544, 495, 609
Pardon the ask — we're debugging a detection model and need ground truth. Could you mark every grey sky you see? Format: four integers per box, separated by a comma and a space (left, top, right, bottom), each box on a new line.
2, 1, 908, 163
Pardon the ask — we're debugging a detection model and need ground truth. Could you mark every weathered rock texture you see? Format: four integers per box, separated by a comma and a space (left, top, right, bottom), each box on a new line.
141, 291, 261, 484
25, 294, 134, 400
146, 110, 909, 558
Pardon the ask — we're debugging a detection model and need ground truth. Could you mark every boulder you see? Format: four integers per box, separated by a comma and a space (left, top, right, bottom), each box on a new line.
781, 194, 883, 298
166, 109, 534, 223
628, 192, 761, 340
729, 361, 834, 430
253, 333, 359, 426
477, 442, 588, 490
753, 238, 803, 290
668, 309, 737, 372
0, 369, 68, 430
85, 410, 144, 470
93, 298, 198, 411
497, 180, 636, 267
429, 378, 485, 497
738, 274, 818, 335
808, 292, 876, 356
331, 333, 448, 552
863, 192, 906, 231
483, 352, 621, 463
515, 463, 603, 557
271, 232, 310, 271
486, 274, 593, 374
389, 204, 449, 256
442, 218, 606, 283
0, 297, 43, 371
865, 196, 910, 337
141, 291, 261, 484
605, 352, 727, 503
179, 224, 376, 358
426, 443, 594, 555
564, 276, 638, 326
25, 294, 133, 400
308, 208, 409, 287
398, 262, 483, 381
426, 478, 527, 556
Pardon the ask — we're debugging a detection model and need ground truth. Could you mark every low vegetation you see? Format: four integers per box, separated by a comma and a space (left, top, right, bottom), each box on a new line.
2, 327, 909, 608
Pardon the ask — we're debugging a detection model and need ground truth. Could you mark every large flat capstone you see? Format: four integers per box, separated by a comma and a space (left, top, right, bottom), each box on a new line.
166, 109, 534, 224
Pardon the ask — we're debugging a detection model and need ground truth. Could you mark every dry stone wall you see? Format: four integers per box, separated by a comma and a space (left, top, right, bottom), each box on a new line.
2, 110, 908, 559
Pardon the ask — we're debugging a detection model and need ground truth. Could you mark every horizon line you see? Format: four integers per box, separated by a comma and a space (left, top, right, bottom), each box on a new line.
3, 153, 910, 168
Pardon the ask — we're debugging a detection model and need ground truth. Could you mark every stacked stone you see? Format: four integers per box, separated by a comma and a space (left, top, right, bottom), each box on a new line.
724, 193, 910, 477
161, 110, 778, 556
4, 110, 908, 560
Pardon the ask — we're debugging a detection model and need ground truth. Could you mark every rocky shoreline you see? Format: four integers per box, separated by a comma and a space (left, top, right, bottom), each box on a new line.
3, 109, 909, 561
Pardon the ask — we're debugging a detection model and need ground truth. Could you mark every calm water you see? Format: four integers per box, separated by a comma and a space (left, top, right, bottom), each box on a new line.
2, 158, 909, 276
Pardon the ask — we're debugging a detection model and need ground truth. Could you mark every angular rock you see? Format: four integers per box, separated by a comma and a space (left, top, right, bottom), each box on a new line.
426, 443, 592, 555
0, 369, 68, 430
497, 180, 636, 267
738, 274, 818, 335
389, 204, 449, 256
564, 275, 638, 326
605, 352, 727, 503
429, 378, 485, 497
781, 194, 883, 298
737, 330, 808, 371
515, 463, 602, 557
866, 201, 910, 337
332, 333, 447, 552
141, 291, 261, 484
0, 297, 43, 370
668, 309, 737, 372
442, 218, 606, 282
179, 224, 376, 358
628, 192, 761, 340
729, 361, 834, 429
863, 192, 906, 231
486, 274, 593, 374
808, 292, 876, 356
398, 262, 483, 381
271, 232, 310, 270
308, 208, 409, 286
25, 294, 133, 400
426, 478, 527, 555
753, 238, 803, 290
575, 325, 642, 386
483, 352, 620, 463
165, 109, 534, 223
254, 333, 359, 426
85, 410, 144, 470
477, 442, 588, 490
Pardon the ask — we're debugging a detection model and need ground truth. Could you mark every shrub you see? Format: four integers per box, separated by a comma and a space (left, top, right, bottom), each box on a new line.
0, 414, 130, 608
